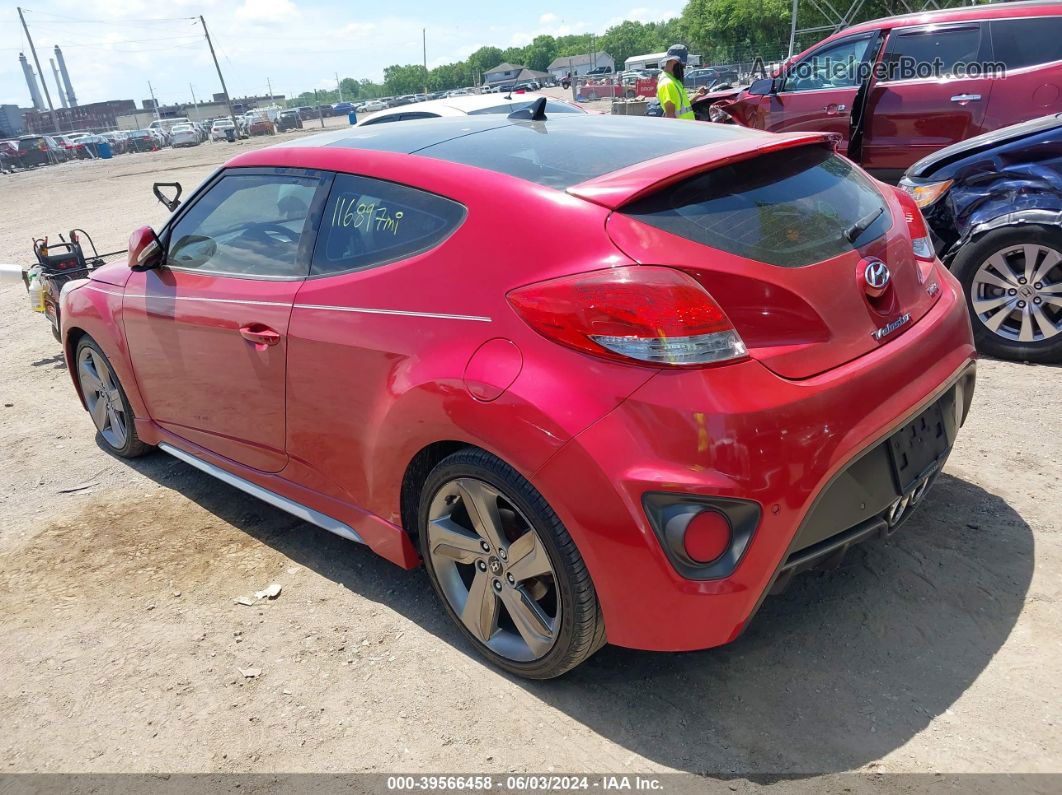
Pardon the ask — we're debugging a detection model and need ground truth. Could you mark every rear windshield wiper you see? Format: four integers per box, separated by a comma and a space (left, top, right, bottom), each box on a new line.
844, 206, 884, 244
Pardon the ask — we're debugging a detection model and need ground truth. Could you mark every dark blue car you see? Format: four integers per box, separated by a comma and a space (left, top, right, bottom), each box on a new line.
901, 114, 1062, 363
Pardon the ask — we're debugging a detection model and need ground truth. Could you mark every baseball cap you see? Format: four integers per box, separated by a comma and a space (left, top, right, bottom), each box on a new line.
664, 44, 689, 65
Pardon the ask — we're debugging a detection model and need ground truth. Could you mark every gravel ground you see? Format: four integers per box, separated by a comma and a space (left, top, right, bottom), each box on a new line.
0, 115, 1059, 778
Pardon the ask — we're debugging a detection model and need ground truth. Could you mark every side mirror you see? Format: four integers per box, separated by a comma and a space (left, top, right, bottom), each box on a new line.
128, 226, 163, 270
152, 181, 183, 212
746, 78, 775, 96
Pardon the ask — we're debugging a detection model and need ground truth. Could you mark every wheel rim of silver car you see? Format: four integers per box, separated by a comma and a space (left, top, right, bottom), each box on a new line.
427, 477, 559, 662
77, 348, 128, 449
971, 243, 1062, 343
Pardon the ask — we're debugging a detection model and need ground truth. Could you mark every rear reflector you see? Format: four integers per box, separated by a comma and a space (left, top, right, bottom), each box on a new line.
683, 510, 732, 564
507, 265, 747, 367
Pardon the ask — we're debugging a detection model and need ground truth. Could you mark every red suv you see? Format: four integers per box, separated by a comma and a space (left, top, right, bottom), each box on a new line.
711, 0, 1062, 181
59, 114, 976, 678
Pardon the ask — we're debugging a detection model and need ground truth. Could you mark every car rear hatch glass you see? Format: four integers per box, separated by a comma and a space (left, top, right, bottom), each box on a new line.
606, 145, 940, 379
622, 146, 891, 267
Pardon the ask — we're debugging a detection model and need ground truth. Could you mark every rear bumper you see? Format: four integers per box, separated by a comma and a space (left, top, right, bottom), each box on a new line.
533, 272, 976, 651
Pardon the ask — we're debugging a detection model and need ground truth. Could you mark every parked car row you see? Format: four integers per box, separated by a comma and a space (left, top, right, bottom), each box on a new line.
2, 118, 226, 171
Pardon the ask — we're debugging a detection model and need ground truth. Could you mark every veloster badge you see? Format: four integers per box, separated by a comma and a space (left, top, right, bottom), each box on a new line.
873, 313, 911, 340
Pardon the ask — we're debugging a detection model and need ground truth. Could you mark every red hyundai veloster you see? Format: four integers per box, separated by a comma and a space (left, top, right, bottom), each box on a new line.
60, 111, 976, 678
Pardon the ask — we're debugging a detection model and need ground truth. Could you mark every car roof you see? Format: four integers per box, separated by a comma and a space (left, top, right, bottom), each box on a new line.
356, 93, 568, 125
839, 0, 1060, 35
265, 114, 767, 191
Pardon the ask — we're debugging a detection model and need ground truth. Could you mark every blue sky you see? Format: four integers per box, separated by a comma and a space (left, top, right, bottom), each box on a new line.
1, 0, 679, 107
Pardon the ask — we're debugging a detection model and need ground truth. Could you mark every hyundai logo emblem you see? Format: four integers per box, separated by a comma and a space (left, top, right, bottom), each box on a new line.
863, 259, 891, 292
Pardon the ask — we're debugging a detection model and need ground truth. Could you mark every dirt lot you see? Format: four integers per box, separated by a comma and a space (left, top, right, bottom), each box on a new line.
0, 116, 1059, 778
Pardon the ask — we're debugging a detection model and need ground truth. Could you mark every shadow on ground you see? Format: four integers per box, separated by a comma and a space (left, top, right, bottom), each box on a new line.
125, 450, 1033, 775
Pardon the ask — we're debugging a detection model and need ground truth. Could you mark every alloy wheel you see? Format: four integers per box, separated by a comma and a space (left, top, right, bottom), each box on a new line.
77, 347, 128, 449
971, 243, 1062, 343
426, 477, 559, 662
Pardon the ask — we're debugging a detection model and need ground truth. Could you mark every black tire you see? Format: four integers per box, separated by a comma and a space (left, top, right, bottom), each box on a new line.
75, 336, 153, 458
950, 224, 1062, 363
419, 448, 605, 679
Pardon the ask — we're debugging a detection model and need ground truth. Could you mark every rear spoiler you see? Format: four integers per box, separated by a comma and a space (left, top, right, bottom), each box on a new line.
567, 131, 841, 210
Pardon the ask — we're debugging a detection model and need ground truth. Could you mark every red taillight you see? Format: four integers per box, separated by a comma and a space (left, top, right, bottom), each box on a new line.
506, 265, 747, 367
894, 189, 936, 282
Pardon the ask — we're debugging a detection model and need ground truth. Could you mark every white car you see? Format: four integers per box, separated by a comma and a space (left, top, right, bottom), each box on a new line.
170, 124, 200, 148
355, 93, 586, 126
357, 100, 387, 113
210, 120, 235, 141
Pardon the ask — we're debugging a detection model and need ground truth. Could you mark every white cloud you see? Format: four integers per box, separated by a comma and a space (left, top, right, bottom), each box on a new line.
539, 13, 558, 24
340, 22, 376, 37
235, 0, 301, 24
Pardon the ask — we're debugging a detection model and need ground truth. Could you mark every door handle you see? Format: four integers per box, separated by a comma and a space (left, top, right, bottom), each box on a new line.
824, 103, 848, 114
239, 323, 281, 347
950, 94, 981, 102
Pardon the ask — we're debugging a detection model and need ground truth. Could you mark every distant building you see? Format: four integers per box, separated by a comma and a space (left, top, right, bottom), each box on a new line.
623, 51, 701, 72
0, 104, 23, 137
483, 62, 525, 87
213, 92, 282, 106
116, 94, 285, 130
547, 52, 615, 80
21, 99, 137, 134
482, 63, 553, 89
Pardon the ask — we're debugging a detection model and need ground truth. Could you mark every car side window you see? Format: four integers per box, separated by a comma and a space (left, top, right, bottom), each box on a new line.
167, 173, 320, 280
310, 173, 466, 277
782, 35, 874, 92
882, 24, 983, 79
990, 17, 1062, 71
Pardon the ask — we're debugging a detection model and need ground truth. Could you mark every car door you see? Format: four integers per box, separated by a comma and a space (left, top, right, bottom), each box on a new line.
983, 15, 1062, 133
123, 168, 329, 472
861, 22, 992, 175
761, 32, 880, 153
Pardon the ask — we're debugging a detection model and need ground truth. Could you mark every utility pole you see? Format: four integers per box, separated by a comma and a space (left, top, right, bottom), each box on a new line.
199, 15, 240, 137
423, 28, 428, 94
788, 0, 799, 58
147, 81, 161, 121
336, 72, 343, 102
17, 6, 57, 132
267, 77, 273, 104
189, 84, 198, 111
313, 89, 325, 128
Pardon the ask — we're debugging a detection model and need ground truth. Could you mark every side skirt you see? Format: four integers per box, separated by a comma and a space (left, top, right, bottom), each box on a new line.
159, 442, 364, 545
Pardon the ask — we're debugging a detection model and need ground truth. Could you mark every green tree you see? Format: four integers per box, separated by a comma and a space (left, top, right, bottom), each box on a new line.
383, 64, 429, 95
339, 77, 360, 98
681, 0, 792, 62
466, 46, 505, 82
599, 20, 664, 68
524, 35, 558, 72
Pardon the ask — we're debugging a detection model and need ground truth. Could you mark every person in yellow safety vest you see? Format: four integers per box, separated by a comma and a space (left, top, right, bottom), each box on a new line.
657, 44, 707, 120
